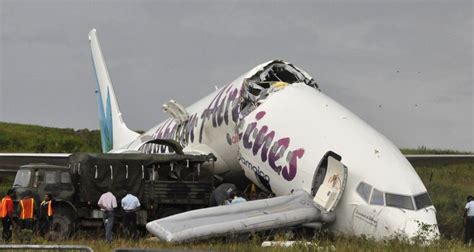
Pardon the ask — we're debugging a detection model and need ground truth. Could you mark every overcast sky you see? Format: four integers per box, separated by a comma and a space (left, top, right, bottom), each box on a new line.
0, 0, 472, 151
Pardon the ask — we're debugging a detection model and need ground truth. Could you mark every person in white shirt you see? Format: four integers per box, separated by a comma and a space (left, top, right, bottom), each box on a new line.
98, 191, 117, 243
121, 193, 140, 239
465, 195, 474, 245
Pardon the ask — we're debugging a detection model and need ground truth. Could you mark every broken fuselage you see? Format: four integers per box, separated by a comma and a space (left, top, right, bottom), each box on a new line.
118, 60, 438, 240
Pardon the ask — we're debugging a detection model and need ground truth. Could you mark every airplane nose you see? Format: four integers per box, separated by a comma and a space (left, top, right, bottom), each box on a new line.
357, 206, 439, 242
403, 207, 439, 243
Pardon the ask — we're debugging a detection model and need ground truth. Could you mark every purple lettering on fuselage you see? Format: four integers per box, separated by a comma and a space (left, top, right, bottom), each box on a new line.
148, 83, 241, 152
199, 83, 241, 143
283, 148, 304, 181
241, 111, 304, 181
144, 83, 304, 182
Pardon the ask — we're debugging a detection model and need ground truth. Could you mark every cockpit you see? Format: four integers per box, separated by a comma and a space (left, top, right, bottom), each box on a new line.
240, 60, 319, 118
250, 61, 319, 88
356, 181, 433, 211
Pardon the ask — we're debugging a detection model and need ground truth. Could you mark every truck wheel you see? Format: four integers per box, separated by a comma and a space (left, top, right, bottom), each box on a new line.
161, 208, 183, 218
50, 207, 75, 240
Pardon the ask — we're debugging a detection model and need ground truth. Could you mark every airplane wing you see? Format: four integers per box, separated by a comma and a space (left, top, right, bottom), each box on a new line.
0, 153, 70, 173
147, 190, 330, 243
404, 154, 474, 167
147, 156, 347, 243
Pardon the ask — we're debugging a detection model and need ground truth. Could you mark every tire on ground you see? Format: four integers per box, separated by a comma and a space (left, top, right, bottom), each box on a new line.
50, 206, 75, 240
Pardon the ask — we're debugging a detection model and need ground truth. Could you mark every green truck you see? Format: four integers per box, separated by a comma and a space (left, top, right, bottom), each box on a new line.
10, 141, 216, 238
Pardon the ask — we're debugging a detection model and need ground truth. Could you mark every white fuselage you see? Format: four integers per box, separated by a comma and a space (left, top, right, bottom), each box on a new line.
116, 61, 439, 240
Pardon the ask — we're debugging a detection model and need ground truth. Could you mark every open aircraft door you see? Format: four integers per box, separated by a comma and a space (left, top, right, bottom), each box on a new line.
311, 152, 348, 213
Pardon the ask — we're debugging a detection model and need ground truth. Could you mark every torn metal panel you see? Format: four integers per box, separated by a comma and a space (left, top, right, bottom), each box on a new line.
239, 60, 319, 119
162, 100, 189, 123
146, 190, 332, 243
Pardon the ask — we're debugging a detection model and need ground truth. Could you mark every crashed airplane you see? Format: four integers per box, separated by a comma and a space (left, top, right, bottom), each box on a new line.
87, 29, 439, 242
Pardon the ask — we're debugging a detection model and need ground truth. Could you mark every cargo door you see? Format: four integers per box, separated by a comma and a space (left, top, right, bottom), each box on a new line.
311, 152, 348, 212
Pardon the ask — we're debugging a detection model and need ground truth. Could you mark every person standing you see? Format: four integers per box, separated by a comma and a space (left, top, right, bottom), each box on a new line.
121, 193, 140, 239
0, 189, 14, 242
465, 195, 474, 245
98, 191, 117, 243
38, 194, 54, 237
19, 194, 36, 232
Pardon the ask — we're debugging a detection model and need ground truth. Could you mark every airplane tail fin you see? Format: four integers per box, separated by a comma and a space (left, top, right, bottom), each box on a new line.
88, 29, 139, 152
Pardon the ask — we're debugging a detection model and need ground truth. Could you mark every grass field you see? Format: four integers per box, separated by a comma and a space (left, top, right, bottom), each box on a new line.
0, 122, 101, 153
0, 122, 472, 250
4, 232, 471, 252
1, 162, 472, 251
400, 146, 472, 155
415, 163, 473, 240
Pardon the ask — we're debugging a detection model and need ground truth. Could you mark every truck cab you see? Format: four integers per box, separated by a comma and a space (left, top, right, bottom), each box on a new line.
12, 164, 76, 239
13, 164, 74, 202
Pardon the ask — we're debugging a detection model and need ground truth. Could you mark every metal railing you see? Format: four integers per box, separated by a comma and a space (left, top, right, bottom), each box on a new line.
0, 244, 93, 252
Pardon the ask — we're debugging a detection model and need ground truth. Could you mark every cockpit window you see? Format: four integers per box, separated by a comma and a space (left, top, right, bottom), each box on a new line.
370, 189, 384, 206
386, 193, 414, 210
414, 193, 433, 210
358, 181, 430, 211
356, 182, 372, 202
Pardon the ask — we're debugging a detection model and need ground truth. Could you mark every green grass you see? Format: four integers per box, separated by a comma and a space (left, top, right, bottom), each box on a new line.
0, 175, 14, 198
0, 122, 101, 153
3, 233, 472, 252
415, 163, 473, 239
401, 146, 472, 155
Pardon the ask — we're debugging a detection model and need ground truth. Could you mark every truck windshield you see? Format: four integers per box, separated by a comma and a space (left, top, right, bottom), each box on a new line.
13, 170, 31, 187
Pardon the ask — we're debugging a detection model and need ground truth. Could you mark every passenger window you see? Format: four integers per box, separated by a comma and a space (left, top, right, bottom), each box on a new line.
386, 193, 414, 210
356, 182, 372, 202
61, 172, 71, 184
44, 171, 57, 184
370, 189, 384, 205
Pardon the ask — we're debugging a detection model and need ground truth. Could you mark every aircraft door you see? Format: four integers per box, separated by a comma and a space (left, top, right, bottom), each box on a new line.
311, 152, 348, 212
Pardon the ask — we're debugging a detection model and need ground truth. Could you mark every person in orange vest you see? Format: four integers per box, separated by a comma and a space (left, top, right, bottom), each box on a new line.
19, 194, 36, 232
38, 193, 53, 237
0, 189, 14, 242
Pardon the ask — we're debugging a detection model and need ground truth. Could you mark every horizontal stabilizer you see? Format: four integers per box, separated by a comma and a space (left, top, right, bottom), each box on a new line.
146, 190, 329, 243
